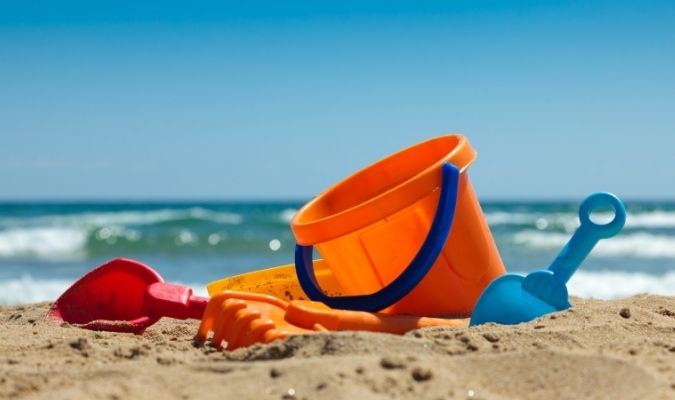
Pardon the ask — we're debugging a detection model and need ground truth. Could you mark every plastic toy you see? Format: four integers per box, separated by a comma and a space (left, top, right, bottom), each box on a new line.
196, 291, 314, 350
470, 192, 626, 326
49, 258, 467, 349
291, 135, 505, 316
196, 290, 468, 350
47, 134, 628, 351
49, 257, 339, 335
206, 259, 343, 302
48, 258, 208, 333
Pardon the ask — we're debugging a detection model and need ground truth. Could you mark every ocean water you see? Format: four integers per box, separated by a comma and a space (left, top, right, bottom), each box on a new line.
0, 200, 674, 305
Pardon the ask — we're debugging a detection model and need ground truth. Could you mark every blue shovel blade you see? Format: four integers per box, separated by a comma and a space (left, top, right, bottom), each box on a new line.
470, 274, 559, 326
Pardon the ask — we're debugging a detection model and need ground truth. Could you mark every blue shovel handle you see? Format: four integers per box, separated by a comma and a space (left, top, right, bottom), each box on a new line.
294, 162, 461, 312
548, 192, 626, 284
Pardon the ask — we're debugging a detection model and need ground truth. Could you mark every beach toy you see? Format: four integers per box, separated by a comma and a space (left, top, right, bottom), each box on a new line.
196, 290, 468, 350
196, 291, 314, 350
48, 258, 208, 334
292, 135, 505, 315
50, 257, 466, 351
470, 192, 626, 326
206, 259, 343, 302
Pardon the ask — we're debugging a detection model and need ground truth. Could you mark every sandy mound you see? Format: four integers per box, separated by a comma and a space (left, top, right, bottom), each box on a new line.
1, 295, 673, 399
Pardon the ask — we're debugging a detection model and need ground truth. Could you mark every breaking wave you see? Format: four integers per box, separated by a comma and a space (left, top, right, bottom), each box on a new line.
0, 207, 243, 229
0, 206, 297, 261
0, 227, 88, 260
512, 231, 675, 258
567, 270, 675, 299
485, 210, 675, 230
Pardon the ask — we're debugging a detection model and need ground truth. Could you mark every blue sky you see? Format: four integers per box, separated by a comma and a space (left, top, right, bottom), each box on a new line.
1, 1, 674, 200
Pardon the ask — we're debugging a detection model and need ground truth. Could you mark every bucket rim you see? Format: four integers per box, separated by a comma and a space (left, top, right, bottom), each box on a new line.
291, 134, 476, 244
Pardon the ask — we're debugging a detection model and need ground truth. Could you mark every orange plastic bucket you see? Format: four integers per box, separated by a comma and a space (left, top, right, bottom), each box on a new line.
291, 135, 505, 316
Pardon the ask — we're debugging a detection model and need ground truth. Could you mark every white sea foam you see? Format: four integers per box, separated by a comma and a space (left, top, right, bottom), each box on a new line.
567, 270, 675, 299
0, 227, 88, 260
0, 207, 244, 260
626, 211, 675, 228
485, 210, 675, 229
512, 230, 574, 248
0, 207, 243, 229
0, 276, 72, 305
593, 233, 675, 258
513, 230, 675, 258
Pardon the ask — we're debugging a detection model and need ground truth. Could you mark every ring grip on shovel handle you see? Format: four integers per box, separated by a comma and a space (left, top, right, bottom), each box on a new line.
294, 162, 461, 312
548, 192, 627, 284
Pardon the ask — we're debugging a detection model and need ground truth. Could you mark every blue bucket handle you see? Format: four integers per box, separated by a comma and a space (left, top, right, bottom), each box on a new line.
294, 162, 461, 312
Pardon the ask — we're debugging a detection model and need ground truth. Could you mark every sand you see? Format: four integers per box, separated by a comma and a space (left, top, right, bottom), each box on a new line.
1, 295, 674, 399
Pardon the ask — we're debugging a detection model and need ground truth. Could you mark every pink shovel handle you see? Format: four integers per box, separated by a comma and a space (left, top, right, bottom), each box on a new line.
144, 282, 208, 320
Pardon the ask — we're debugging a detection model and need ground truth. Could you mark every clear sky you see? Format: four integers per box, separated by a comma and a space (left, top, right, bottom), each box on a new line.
1, 1, 674, 200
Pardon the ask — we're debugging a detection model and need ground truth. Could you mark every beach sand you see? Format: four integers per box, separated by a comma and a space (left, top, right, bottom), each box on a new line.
1, 295, 674, 399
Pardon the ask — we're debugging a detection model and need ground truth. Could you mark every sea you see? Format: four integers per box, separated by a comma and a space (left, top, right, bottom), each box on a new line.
1, 200, 674, 305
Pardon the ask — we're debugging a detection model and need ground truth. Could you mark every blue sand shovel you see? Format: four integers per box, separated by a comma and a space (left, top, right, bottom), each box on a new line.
470, 192, 626, 326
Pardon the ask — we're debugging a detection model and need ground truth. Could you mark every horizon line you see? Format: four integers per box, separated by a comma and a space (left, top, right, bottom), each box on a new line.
1, 196, 674, 204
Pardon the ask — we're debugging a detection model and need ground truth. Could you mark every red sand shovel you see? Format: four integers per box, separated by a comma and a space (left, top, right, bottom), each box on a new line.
47, 258, 208, 334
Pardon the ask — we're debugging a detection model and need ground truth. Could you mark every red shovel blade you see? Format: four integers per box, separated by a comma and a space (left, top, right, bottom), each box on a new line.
48, 258, 165, 334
